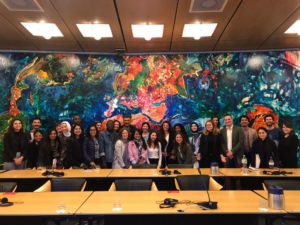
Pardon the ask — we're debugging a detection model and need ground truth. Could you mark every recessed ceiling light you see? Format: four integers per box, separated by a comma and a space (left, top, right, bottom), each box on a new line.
285, 20, 300, 35
131, 24, 164, 41
182, 23, 217, 40
21, 21, 63, 39
76, 23, 113, 40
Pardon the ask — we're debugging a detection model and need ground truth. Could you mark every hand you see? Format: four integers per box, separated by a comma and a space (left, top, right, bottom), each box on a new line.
138, 158, 146, 164
195, 153, 201, 161
220, 155, 227, 163
226, 150, 234, 159
14, 156, 24, 165
90, 161, 96, 169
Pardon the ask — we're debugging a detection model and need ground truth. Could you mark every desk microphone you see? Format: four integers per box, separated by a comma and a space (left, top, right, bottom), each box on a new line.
197, 168, 218, 209
269, 151, 290, 175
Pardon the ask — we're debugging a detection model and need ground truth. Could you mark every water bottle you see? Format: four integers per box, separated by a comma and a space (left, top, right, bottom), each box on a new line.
268, 156, 274, 169
241, 155, 248, 174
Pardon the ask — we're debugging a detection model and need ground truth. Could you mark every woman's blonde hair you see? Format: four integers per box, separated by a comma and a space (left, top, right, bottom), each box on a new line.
203, 120, 218, 135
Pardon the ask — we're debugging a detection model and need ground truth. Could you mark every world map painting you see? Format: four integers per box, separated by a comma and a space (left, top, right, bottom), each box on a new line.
0, 51, 299, 164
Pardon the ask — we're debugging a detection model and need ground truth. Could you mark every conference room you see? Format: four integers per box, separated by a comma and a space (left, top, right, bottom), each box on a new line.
0, 0, 300, 225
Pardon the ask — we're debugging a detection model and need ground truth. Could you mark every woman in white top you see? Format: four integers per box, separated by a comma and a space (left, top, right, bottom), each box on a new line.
147, 131, 162, 168
112, 128, 130, 169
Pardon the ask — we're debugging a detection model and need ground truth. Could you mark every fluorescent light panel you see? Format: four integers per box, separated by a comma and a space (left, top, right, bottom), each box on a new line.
21, 22, 63, 39
131, 24, 164, 41
285, 20, 300, 35
76, 24, 113, 40
182, 23, 217, 40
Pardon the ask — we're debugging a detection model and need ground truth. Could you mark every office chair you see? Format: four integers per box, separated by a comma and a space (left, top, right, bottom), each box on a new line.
263, 180, 300, 190
175, 175, 223, 191
109, 179, 158, 191
0, 182, 17, 192
34, 178, 86, 192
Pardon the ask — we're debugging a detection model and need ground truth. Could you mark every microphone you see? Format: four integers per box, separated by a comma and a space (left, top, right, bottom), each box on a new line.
270, 151, 290, 175
197, 168, 218, 209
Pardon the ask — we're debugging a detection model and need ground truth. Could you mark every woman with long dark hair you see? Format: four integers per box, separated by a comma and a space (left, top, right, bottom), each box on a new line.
169, 133, 193, 165
71, 125, 85, 168
3, 119, 28, 170
113, 128, 130, 168
141, 122, 151, 142
27, 130, 52, 169
250, 127, 278, 168
158, 121, 174, 167
128, 129, 148, 165
83, 125, 105, 168
147, 131, 162, 168
278, 122, 299, 168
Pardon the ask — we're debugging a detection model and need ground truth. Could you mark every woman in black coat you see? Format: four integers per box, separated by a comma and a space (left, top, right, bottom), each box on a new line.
27, 130, 52, 168
250, 127, 278, 168
3, 119, 28, 170
278, 122, 299, 168
199, 120, 222, 167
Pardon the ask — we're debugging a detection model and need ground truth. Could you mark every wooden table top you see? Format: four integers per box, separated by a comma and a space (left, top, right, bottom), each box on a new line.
0, 191, 92, 216
254, 190, 300, 213
0, 169, 112, 179
108, 168, 202, 178
76, 190, 283, 215
219, 168, 300, 177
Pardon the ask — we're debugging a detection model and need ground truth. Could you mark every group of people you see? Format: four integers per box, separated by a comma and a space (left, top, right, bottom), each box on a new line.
2, 113, 299, 171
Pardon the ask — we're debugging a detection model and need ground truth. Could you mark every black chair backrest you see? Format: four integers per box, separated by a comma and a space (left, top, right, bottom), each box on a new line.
168, 164, 193, 168
114, 179, 153, 191
264, 180, 300, 190
176, 175, 210, 190
51, 178, 86, 192
132, 164, 157, 169
0, 182, 17, 192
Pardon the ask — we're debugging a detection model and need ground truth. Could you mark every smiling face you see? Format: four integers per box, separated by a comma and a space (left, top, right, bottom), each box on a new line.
89, 126, 97, 138
282, 124, 292, 135
34, 132, 43, 142
205, 121, 214, 132
224, 115, 233, 127
150, 132, 157, 142
142, 123, 150, 133
121, 129, 129, 140
191, 124, 198, 132
258, 129, 267, 140
32, 119, 41, 129
49, 130, 57, 141
12, 120, 22, 132
74, 126, 82, 136
162, 122, 169, 132
134, 130, 141, 140
175, 133, 183, 144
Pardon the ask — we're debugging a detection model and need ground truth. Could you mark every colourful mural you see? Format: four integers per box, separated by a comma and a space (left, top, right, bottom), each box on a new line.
0, 51, 299, 163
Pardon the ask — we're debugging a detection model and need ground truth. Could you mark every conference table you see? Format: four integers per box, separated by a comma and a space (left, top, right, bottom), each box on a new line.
0, 191, 92, 224
0, 190, 298, 225
75, 190, 286, 225
1, 168, 300, 191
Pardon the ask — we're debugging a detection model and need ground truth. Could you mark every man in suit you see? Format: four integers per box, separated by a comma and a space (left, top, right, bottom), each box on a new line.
240, 115, 257, 165
220, 114, 245, 168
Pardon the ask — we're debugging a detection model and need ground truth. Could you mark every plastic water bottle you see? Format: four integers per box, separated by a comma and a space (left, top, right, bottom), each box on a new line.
241, 155, 248, 174
268, 156, 275, 169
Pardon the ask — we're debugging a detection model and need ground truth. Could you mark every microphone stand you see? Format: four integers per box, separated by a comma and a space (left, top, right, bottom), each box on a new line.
197, 168, 218, 209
